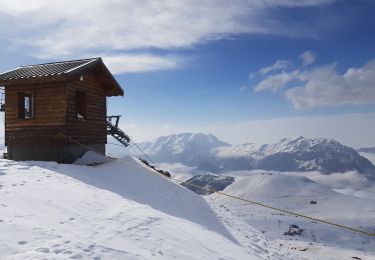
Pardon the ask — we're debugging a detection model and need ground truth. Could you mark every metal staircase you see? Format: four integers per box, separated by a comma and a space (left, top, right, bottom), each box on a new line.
107, 115, 130, 147
0, 89, 6, 159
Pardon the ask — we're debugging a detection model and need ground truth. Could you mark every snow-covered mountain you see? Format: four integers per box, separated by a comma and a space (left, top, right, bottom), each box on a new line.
138, 132, 230, 165
214, 136, 375, 174
138, 133, 375, 174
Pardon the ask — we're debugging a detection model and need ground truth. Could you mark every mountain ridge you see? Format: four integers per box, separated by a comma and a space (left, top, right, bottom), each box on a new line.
137, 133, 375, 174
138, 132, 230, 165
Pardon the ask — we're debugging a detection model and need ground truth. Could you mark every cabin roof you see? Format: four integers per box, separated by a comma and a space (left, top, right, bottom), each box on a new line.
0, 58, 124, 96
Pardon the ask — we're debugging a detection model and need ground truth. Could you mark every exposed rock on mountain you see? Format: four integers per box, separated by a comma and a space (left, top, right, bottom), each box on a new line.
181, 174, 235, 195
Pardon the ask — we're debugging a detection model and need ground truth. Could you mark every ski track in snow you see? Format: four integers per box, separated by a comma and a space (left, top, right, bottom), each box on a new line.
207, 171, 375, 260
209, 202, 302, 260
209, 198, 375, 260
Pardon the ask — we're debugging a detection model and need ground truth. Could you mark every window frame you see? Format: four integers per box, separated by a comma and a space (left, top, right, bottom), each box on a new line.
17, 91, 34, 119
75, 91, 87, 120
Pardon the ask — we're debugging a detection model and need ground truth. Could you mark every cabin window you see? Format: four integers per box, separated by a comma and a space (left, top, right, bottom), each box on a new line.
76, 91, 86, 119
17, 92, 33, 119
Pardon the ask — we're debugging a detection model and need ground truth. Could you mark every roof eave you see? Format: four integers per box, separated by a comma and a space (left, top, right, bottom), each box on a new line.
0, 74, 68, 86
66, 58, 124, 97
99, 60, 124, 97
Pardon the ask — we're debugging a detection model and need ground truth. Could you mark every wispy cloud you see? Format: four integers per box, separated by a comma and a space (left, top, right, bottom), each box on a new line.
0, 0, 335, 73
253, 52, 375, 108
103, 54, 182, 74
299, 50, 317, 66
254, 70, 299, 92
259, 60, 292, 75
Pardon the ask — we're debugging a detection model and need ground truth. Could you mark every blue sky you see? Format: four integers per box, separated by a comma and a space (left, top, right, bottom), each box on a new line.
1, 0, 375, 147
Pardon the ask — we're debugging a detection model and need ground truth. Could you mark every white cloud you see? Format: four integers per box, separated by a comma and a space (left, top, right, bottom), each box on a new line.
0, 0, 334, 72
254, 54, 375, 108
254, 70, 299, 92
286, 60, 375, 108
289, 171, 375, 199
103, 54, 182, 74
300, 50, 316, 66
259, 60, 292, 75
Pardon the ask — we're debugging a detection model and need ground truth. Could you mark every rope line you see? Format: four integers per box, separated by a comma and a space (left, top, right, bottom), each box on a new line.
129, 138, 156, 166
60, 132, 375, 237
174, 180, 375, 237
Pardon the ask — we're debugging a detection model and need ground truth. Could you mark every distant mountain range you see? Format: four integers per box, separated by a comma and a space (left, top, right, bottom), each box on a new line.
137, 133, 375, 174
138, 133, 230, 165
358, 147, 375, 154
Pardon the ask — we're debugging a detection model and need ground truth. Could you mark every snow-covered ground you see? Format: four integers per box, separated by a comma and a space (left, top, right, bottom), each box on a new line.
1, 154, 374, 259
0, 155, 291, 260
208, 171, 375, 259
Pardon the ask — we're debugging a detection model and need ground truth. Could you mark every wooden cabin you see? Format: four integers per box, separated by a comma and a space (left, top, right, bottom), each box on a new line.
0, 58, 126, 162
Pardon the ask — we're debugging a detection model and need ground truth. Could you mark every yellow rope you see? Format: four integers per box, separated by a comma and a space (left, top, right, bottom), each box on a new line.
60, 132, 375, 237
173, 179, 375, 236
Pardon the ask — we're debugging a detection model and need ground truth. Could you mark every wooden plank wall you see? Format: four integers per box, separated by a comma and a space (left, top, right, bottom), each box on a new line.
67, 71, 107, 145
5, 83, 67, 146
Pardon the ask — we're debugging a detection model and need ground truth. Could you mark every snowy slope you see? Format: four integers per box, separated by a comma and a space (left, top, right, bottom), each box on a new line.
208, 171, 375, 259
1, 155, 374, 259
0, 156, 292, 260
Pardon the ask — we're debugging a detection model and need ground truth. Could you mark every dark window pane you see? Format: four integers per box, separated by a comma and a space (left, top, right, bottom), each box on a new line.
17, 92, 33, 119
76, 92, 86, 119
24, 94, 32, 119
